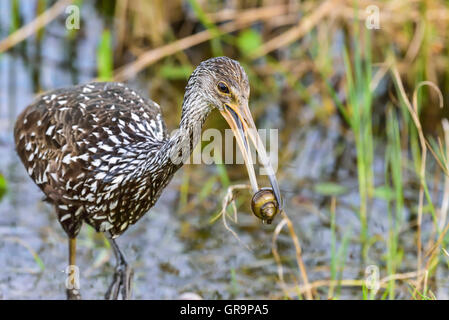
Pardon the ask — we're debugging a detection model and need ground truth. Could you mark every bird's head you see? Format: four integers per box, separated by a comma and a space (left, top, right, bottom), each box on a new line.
186, 57, 282, 220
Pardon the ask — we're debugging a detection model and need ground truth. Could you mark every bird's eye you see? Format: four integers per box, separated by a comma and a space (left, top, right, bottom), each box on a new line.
217, 82, 230, 94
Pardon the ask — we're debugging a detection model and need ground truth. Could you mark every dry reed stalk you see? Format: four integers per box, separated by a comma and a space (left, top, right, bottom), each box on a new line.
392, 66, 444, 294
113, 5, 296, 82
370, 62, 390, 92
338, 2, 449, 24
284, 270, 426, 297
272, 210, 313, 300
272, 218, 289, 297
251, 0, 338, 59
424, 222, 449, 262
438, 120, 449, 229
412, 81, 444, 241
216, 184, 252, 251
404, 21, 425, 63
114, 0, 128, 59
205, 3, 299, 24
327, 196, 337, 298
0, 0, 73, 53
391, 66, 426, 293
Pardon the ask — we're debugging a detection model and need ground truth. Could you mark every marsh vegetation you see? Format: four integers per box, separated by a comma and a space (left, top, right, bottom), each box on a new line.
1, 0, 449, 299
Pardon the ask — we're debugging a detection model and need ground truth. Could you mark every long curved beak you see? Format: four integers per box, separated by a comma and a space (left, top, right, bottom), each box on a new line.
220, 102, 282, 210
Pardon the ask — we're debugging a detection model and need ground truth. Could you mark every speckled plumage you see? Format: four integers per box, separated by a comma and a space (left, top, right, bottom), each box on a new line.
14, 57, 249, 240
13, 57, 279, 300
14, 82, 173, 238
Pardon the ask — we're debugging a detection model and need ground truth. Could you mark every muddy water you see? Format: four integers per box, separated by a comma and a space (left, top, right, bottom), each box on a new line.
1, 1, 448, 300
0, 1, 288, 300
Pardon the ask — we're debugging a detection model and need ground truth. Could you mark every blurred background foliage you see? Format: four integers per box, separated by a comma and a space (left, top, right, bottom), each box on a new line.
1, 0, 449, 300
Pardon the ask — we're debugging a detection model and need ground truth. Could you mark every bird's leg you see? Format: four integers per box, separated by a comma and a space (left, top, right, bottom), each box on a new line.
66, 237, 81, 300
105, 236, 133, 300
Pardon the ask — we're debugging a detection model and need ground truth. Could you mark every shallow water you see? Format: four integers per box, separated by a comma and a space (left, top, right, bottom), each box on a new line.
1, 1, 448, 300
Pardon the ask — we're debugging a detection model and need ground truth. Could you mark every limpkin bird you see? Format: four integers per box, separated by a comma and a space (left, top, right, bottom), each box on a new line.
14, 57, 281, 300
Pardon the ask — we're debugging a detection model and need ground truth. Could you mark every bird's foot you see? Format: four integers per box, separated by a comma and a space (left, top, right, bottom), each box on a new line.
105, 262, 133, 300
66, 288, 82, 300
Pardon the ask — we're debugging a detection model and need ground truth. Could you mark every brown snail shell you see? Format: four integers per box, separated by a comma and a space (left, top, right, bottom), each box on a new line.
251, 187, 279, 224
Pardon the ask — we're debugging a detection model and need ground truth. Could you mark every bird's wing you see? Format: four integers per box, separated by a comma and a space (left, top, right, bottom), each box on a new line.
14, 82, 168, 204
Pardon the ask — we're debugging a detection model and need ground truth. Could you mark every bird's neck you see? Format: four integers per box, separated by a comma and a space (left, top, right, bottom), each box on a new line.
157, 88, 212, 170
